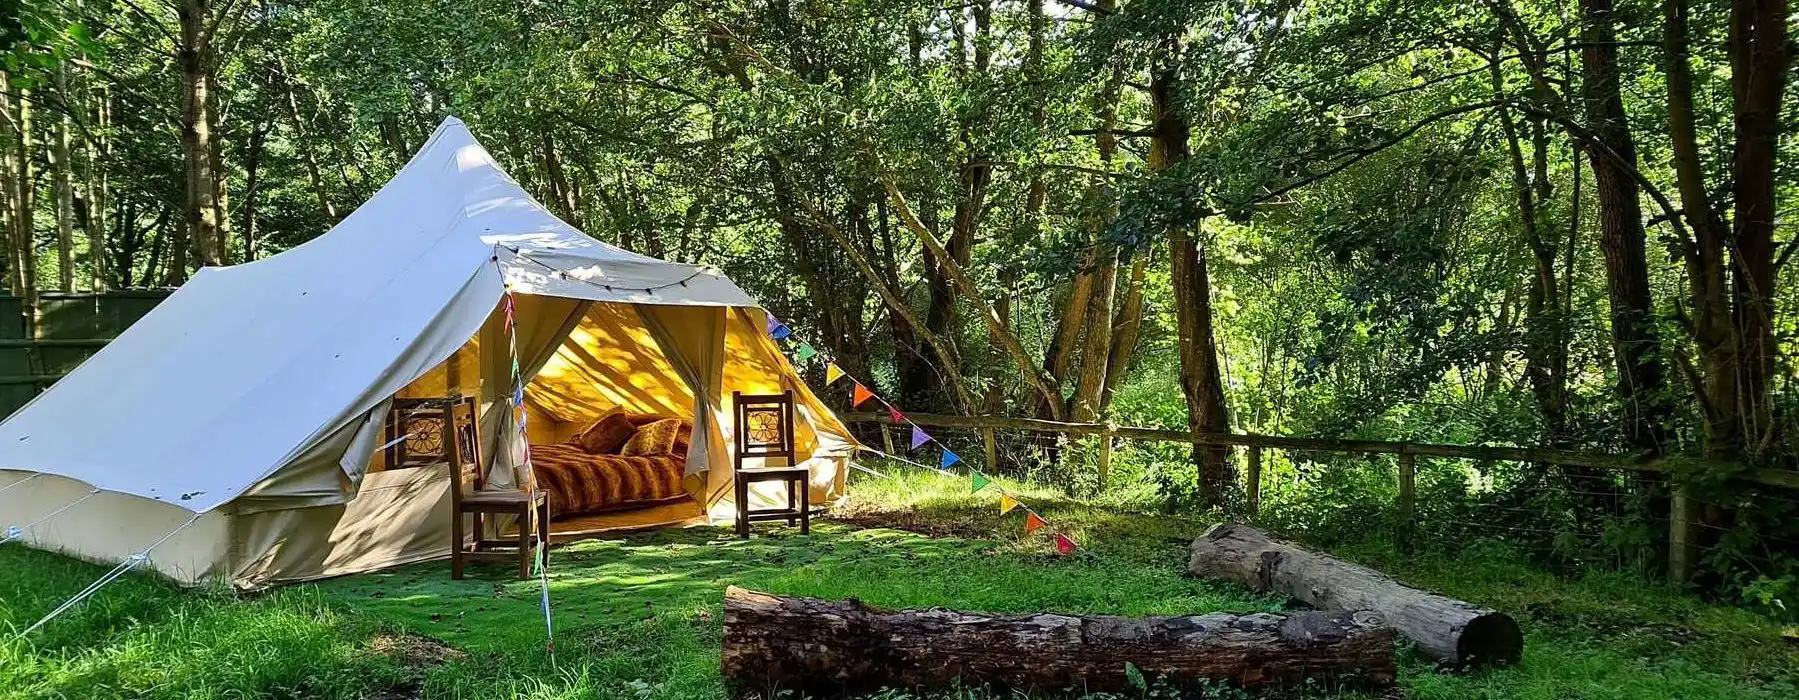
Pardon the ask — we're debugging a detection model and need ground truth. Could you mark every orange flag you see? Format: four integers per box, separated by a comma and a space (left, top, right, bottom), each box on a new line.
1024, 512, 1046, 535
852, 382, 874, 407
999, 494, 1020, 514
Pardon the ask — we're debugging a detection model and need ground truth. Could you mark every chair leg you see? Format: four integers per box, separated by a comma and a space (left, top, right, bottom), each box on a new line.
785, 479, 797, 526
451, 508, 465, 580
517, 505, 532, 580
800, 479, 810, 535
735, 478, 750, 538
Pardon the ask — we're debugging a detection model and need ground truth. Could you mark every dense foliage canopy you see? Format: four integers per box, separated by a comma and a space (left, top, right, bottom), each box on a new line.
1, 0, 1794, 592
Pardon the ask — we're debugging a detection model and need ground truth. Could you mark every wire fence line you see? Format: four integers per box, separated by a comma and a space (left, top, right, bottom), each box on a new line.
844, 412, 1799, 583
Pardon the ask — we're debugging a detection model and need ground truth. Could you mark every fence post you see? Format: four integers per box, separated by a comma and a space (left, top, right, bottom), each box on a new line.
1245, 446, 1262, 518
982, 426, 998, 471
880, 424, 895, 455
1397, 452, 1416, 536
1669, 485, 1696, 584
1096, 429, 1113, 491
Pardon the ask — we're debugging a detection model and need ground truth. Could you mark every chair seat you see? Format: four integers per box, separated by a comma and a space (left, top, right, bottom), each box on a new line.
737, 466, 808, 482
460, 488, 548, 507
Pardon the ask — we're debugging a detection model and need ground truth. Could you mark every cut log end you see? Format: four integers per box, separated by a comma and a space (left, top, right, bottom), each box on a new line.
1459, 611, 1525, 666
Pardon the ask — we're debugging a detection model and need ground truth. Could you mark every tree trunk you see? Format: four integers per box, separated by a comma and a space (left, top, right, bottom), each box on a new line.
1579, 0, 1671, 454
51, 67, 76, 292
1724, 0, 1786, 457
539, 131, 581, 227
84, 84, 110, 291
1068, 36, 1124, 423
9, 84, 37, 331
177, 0, 220, 276
240, 123, 268, 261
1494, 65, 1567, 448
1664, 0, 1741, 461
877, 173, 1066, 419
1188, 524, 1523, 666
721, 586, 1396, 698
0, 74, 14, 293
1153, 45, 1233, 506
1101, 250, 1148, 412
278, 56, 337, 222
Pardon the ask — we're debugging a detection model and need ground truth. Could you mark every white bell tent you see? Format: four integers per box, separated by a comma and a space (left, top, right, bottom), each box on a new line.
0, 117, 852, 589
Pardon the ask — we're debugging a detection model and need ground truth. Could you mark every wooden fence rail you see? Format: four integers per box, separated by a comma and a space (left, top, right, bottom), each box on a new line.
844, 411, 1799, 583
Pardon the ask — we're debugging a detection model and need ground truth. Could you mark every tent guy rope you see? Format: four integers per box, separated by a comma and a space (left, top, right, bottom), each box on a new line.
0, 472, 42, 497
13, 513, 204, 639
2, 488, 101, 545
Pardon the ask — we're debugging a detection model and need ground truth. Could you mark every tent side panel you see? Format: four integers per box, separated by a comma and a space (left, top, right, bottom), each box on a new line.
0, 470, 231, 586
229, 465, 452, 588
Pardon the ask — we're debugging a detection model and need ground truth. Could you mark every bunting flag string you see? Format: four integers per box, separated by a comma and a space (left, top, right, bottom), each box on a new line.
493, 249, 557, 654
762, 310, 1077, 554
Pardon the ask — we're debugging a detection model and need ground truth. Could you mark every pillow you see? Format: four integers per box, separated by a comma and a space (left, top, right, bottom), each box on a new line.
670, 422, 694, 456
574, 410, 637, 455
621, 418, 683, 456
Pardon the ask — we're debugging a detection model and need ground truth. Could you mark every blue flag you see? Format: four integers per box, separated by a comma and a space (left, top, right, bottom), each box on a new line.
940, 449, 960, 469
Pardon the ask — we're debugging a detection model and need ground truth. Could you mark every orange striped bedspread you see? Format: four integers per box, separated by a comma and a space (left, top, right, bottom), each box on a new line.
529, 443, 687, 517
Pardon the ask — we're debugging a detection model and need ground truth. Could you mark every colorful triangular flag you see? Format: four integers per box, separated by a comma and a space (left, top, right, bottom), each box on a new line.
909, 426, 931, 450
765, 314, 783, 336
1055, 533, 1077, 555
795, 342, 817, 361
771, 324, 792, 341
939, 449, 960, 469
999, 494, 1020, 514
971, 473, 990, 493
1025, 512, 1046, 535
887, 406, 905, 424
825, 363, 846, 384
852, 382, 874, 407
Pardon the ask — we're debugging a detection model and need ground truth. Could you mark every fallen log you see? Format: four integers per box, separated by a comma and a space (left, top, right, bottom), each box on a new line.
721, 586, 1395, 698
1187, 524, 1523, 666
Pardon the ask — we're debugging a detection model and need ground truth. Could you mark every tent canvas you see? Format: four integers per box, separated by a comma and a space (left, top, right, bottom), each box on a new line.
0, 117, 854, 588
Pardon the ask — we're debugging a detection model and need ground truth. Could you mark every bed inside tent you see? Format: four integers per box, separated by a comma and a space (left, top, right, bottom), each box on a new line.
373, 292, 851, 540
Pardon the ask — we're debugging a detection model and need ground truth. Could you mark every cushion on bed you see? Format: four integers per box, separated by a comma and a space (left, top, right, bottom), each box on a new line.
530, 443, 687, 517
574, 409, 637, 454
622, 418, 683, 456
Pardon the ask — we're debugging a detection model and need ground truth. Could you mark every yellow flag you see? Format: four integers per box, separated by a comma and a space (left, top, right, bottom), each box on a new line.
999, 494, 1020, 514
825, 363, 846, 384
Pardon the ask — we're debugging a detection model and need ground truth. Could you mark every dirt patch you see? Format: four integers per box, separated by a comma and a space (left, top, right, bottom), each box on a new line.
826, 509, 991, 539
368, 631, 469, 667
364, 632, 468, 699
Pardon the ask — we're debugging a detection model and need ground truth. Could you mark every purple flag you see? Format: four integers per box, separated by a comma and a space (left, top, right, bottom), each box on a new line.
910, 426, 931, 450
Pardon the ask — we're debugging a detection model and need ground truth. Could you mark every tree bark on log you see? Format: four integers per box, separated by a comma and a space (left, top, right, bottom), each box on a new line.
1187, 524, 1523, 666
721, 586, 1395, 698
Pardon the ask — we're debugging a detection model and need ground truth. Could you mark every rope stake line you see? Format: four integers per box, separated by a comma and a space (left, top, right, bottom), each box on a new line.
0, 472, 43, 498
2, 489, 101, 545
14, 513, 205, 639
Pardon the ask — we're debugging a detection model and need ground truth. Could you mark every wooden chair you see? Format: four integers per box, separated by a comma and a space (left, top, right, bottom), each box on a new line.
389, 394, 549, 580
732, 391, 810, 538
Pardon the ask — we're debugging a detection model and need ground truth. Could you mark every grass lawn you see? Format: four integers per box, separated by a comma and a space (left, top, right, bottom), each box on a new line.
4, 466, 1796, 699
